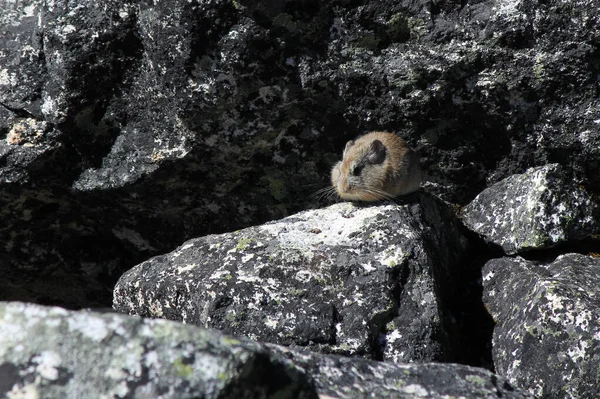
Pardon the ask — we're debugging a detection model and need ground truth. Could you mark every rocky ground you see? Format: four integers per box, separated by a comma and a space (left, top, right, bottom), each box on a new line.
1, 0, 599, 397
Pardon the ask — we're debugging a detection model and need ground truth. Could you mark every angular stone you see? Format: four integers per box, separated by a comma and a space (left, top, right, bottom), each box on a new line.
271, 345, 534, 399
114, 193, 469, 363
462, 164, 600, 255
0, 301, 533, 399
0, 301, 317, 399
482, 253, 600, 398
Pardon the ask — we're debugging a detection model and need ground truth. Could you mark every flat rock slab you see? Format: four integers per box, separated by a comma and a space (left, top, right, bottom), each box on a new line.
114, 193, 469, 363
462, 164, 600, 255
483, 253, 600, 398
0, 302, 533, 399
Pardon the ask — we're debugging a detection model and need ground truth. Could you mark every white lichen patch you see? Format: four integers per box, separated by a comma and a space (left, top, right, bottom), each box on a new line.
67, 313, 108, 342
259, 202, 397, 249
0, 68, 17, 87
403, 384, 428, 396
6, 383, 39, 399
33, 351, 62, 380
177, 263, 197, 274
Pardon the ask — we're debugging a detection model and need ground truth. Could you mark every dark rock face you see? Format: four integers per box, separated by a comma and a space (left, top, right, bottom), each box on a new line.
462, 164, 600, 255
2, 0, 600, 308
114, 193, 474, 364
0, 301, 533, 399
482, 254, 600, 398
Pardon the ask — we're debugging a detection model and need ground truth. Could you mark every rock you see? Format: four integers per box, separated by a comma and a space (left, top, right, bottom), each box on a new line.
2, 0, 600, 315
114, 193, 472, 364
0, 301, 317, 399
482, 253, 600, 398
270, 345, 534, 399
461, 164, 600, 255
0, 301, 533, 399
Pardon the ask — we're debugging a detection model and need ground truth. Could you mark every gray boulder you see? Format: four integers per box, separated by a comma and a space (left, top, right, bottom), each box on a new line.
0, 301, 533, 399
482, 253, 600, 398
462, 164, 600, 255
114, 193, 472, 364
0, 301, 316, 399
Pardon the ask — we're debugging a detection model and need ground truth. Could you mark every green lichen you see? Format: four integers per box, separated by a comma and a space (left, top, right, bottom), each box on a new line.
268, 178, 286, 201
271, 387, 297, 399
338, 342, 352, 351
218, 371, 228, 381
354, 32, 381, 50
173, 358, 193, 378
225, 312, 236, 322
273, 13, 298, 32
289, 288, 308, 298
465, 374, 486, 386
221, 336, 241, 346
533, 60, 545, 80
236, 237, 253, 250
386, 13, 410, 42
407, 17, 427, 39
260, 167, 288, 202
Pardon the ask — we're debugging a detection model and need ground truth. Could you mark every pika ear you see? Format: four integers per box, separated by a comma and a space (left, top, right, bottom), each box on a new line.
343, 140, 355, 157
367, 140, 386, 164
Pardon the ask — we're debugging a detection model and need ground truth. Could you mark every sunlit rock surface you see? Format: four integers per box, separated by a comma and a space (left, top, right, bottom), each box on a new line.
483, 253, 600, 398
462, 164, 600, 254
115, 194, 472, 364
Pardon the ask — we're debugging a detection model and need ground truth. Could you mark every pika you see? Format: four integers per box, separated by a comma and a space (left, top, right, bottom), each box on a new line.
330, 131, 421, 201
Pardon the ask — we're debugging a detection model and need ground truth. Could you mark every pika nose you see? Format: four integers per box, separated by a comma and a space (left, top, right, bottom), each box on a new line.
345, 178, 354, 190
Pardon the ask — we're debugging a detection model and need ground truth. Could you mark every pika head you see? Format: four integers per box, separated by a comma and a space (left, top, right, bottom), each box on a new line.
331, 131, 421, 201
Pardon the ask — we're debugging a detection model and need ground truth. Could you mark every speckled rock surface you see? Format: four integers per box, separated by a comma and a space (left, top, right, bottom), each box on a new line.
461, 164, 600, 255
270, 345, 533, 399
114, 193, 471, 364
0, 301, 317, 399
0, 301, 533, 399
482, 253, 600, 398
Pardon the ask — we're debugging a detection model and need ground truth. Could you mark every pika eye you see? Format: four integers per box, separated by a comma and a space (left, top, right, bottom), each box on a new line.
351, 164, 363, 176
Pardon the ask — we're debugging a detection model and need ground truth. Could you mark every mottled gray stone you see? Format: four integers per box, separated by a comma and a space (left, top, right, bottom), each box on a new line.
0, 301, 533, 399
462, 164, 600, 255
0, 301, 317, 399
270, 345, 533, 399
482, 253, 600, 398
115, 193, 470, 364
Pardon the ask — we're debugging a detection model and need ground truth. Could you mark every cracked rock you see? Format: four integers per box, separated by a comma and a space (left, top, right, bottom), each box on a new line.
482, 253, 600, 398
461, 164, 600, 255
114, 193, 469, 364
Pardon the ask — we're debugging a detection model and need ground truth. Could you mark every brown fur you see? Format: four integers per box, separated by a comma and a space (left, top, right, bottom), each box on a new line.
331, 131, 421, 201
